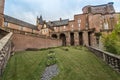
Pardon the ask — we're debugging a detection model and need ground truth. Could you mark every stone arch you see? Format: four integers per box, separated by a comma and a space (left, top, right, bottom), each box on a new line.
60, 33, 66, 46
51, 34, 58, 39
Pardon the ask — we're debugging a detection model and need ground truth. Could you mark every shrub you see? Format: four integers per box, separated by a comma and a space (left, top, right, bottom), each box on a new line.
102, 17, 120, 55
46, 52, 57, 66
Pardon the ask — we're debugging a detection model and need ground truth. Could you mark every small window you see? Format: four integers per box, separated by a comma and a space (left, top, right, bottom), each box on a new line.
64, 26, 66, 29
4, 22, 8, 27
71, 24, 74, 28
104, 23, 109, 29
78, 19, 81, 23
78, 24, 80, 27
19, 26, 23, 30
54, 27, 56, 30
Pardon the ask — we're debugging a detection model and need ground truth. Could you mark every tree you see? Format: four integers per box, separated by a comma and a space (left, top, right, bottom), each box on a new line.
102, 17, 120, 55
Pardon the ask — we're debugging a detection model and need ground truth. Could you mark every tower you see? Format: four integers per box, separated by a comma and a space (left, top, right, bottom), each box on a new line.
36, 15, 43, 25
36, 15, 44, 31
0, 0, 5, 27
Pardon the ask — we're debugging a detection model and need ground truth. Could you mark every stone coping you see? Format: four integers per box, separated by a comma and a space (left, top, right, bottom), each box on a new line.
0, 32, 13, 51
89, 46, 120, 59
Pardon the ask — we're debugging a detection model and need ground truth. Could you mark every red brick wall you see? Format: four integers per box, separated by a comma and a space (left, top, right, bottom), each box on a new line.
0, 0, 4, 27
74, 14, 87, 30
12, 33, 62, 51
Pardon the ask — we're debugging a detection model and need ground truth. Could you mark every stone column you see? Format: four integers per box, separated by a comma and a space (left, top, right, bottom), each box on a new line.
90, 33, 95, 47
66, 32, 70, 46
74, 32, 79, 46
0, 0, 5, 27
57, 33, 60, 39
83, 31, 89, 46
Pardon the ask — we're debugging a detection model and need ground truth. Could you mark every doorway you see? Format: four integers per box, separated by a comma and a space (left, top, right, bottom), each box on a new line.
79, 32, 83, 45
70, 33, 74, 46
60, 33, 66, 46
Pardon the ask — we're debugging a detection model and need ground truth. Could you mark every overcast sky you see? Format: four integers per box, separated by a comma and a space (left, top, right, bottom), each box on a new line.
4, 0, 120, 25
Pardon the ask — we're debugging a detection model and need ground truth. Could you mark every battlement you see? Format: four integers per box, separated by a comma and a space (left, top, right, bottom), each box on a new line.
82, 2, 115, 14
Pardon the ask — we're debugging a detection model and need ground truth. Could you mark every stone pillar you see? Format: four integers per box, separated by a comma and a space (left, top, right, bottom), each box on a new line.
94, 35, 98, 47
74, 32, 79, 46
99, 36, 104, 49
0, 0, 5, 27
66, 32, 70, 46
90, 33, 95, 47
83, 31, 89, 46
57, 33, 60, 39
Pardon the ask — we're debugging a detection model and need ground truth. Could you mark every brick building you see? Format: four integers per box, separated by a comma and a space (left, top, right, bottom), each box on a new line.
38, 2, 120, 48
3, 15, 39, 35
0, 0, 120, 48
0, 0, 5, 27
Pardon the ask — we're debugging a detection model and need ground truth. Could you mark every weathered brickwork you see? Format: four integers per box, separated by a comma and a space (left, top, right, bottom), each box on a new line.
12, 33, 62, 51
82, 2, 115, 14
0, 0, 4, 27
38, 2, 120, 48
1, 1, 120, 49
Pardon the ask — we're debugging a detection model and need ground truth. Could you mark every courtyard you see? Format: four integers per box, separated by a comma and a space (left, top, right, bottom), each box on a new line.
1, 46, 120, 80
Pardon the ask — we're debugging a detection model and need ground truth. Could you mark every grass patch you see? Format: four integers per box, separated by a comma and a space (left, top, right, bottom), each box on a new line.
1, 46, 120, 80
1, 51, 48, 80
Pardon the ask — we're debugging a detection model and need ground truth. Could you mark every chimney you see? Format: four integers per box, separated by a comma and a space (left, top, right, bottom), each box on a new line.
60, 18, 62, 21
108, 2, 114, 5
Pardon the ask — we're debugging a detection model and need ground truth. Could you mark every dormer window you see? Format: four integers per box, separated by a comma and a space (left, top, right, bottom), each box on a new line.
44, 24, 47, 28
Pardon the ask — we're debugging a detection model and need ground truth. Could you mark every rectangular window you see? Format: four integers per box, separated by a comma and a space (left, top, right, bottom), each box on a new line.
19, 26, 23, 30
104, 23, 109, 29
78, 19, 81, 23
4, 22, 8, 27
54, 27, 56, 30
78, 24, 80, 27
64, 26, 66, 29
71, 24, 74, 28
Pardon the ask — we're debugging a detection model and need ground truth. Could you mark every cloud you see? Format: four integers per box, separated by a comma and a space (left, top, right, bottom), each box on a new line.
4, 0, 120, 25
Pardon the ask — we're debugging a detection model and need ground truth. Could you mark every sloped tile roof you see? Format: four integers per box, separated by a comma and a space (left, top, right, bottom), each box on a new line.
4, 15, 38, 30
47, 19, 69, 27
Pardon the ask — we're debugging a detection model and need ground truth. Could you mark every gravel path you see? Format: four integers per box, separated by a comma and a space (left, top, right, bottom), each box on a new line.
41, 64, 59, 80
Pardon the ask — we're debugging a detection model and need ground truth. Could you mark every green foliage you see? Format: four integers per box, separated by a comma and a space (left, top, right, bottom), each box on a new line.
1, 47, 120, 80
60, 47, 69, 51
102, 18, 120, 54
95, 32, 102, 37
46, 51, 57, 66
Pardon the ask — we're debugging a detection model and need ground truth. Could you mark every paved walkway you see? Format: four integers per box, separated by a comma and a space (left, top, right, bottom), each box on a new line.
41, 64, 59, 80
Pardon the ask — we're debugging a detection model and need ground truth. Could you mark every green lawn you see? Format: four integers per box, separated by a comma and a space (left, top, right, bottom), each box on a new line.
1, 46, 120, 80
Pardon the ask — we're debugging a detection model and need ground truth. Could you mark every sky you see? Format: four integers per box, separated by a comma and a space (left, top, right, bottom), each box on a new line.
4, 0, 120, 25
